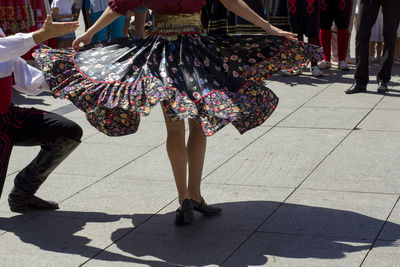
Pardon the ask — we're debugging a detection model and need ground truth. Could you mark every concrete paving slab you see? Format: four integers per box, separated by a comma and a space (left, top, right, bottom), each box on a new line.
362, 240, 400, 267
377, 201, 400, 241
53, 142, 155, 177
223, 232, 372, 267
84, 121, 166, 147
147, 183, 293, 231
375, 95, 400, 110
259, 189, 399, 240
278, 106, 369, 129
0, 173, 102, 212
106, 124, 272, 182
262, 106, 297, 127
301, 130, 400, 194
265, 80, 325, 108
58, 178, 177, 222
358, 109, 400, 131
205, 127, 348, 188
12, 91, 67, 112
87, 222, 251, 267
305, 82, 383, 109
6, 146, 40, 176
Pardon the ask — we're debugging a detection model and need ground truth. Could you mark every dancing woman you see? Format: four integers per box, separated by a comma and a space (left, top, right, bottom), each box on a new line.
35, 0, 322, 225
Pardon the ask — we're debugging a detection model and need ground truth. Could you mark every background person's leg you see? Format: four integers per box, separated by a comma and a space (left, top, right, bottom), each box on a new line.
108, 15, 126, 39
354, 0, 380, 86
90, 11, 108, 42
377, 0, 400, 84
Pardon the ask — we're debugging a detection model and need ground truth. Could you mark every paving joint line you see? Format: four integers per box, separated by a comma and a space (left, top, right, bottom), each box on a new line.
359, 196, 400, 266
255, 229, 376, 242
203, 182, 400, 196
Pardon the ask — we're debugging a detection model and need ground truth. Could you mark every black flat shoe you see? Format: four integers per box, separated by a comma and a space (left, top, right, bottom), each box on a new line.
191, 198, 222, 216
345, 83, 366, 94
175, 199, 194, 226
377, 81, 389, 93
9, 195, 59, 213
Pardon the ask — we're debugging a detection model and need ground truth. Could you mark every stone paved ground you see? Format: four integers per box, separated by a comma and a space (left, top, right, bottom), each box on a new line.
1, 16, 400, 267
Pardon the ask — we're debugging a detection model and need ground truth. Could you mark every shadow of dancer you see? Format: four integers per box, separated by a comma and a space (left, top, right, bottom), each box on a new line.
104, 201, 400, 266
0, 210, 161, 265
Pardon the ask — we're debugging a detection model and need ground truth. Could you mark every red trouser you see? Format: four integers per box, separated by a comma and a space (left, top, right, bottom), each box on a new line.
319, 0, 353, 61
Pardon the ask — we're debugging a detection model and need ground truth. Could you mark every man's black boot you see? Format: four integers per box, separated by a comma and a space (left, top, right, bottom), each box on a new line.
345, 83, 367, 94
8, 137, 80, 212
377, 81, 389, 93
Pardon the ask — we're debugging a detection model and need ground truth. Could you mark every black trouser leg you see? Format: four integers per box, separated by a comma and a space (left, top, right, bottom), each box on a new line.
5, 106, 82, 212
8, 136, 81, 211
0, 131, 13, 197
377, 0, 400, 83
354, 0, 380, 85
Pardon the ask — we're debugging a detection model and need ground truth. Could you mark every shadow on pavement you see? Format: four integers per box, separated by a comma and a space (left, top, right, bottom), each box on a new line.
110, 201, 400, 266
0, 201, 399, 266
12, 91, 52, 106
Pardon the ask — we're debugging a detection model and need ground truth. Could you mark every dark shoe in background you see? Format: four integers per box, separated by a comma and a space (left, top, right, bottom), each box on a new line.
175, 199, 194, 226
191, 198, 222, 216
377, 81, 389, 93
345, 83, 367, 94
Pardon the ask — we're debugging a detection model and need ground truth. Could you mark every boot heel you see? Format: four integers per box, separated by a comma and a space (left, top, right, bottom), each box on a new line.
175, 199, 194, 226
183, 207, 194, 223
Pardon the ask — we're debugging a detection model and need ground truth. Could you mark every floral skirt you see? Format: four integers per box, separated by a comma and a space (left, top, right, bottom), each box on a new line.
34, 34, 322, 137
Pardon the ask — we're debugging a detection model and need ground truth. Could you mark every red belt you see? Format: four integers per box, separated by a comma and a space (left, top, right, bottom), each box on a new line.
0, 76, 13, 114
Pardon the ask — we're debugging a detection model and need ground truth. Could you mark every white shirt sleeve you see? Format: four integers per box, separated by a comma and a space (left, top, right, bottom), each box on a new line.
0, 28, 48, 95
0, 32, 37, 63
12, 58, 49, 95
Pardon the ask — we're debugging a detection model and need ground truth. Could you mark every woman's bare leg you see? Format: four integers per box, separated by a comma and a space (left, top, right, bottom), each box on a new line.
187, 119, 207, 202
134, 11, 147, 38
162, 109, 189, 204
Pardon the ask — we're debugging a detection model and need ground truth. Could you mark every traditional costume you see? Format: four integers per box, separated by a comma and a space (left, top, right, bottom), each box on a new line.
34, 0, 323, 137
319, 0, 353, 64
0, 27, 82, 212
203, 0, 269, 35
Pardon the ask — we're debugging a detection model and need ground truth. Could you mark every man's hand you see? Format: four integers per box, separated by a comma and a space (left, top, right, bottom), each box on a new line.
33, 15, 79, 44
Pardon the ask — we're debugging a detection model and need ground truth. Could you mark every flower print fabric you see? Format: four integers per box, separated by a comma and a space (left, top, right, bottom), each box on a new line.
34, 0, 323, 137
35, 33, 322, 136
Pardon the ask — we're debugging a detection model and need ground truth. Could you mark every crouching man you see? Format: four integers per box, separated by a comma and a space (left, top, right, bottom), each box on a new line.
0, 16, 83, 212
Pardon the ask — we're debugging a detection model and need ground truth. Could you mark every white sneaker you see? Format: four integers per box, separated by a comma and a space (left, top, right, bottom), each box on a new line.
311, 66, 324, 77
345, 57, 356, 65
318, 60, 332, 69
280, 69, 294, 76
338, 60, 349, 71
280, 68, 303, 77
